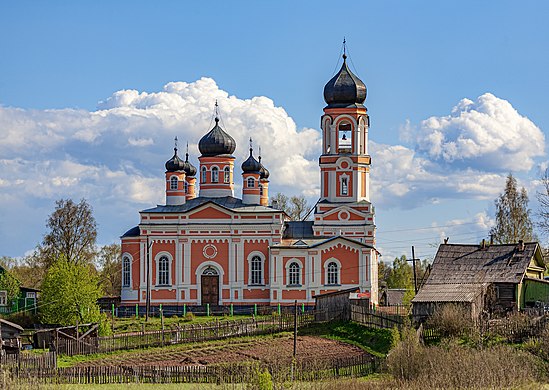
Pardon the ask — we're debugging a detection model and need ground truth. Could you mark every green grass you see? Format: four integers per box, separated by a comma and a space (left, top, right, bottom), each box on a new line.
298, 321, 393, 357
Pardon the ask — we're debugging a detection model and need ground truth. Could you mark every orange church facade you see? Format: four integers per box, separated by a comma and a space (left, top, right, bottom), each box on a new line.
120, 52, 379, 310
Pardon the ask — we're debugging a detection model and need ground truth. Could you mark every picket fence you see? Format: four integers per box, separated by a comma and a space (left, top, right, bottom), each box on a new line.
0, 352, 57, 369
350, 303, 405, 330
53, 310, 319, 356
8, 354, 381, 385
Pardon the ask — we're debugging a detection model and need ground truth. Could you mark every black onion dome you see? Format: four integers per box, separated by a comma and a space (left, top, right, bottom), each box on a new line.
182, 152, 197, 177
323, 54, 367, 108
259, 156, 270, 179
165, 148, 186, 172
241, 148, 261, 173
198, 117, 237, 157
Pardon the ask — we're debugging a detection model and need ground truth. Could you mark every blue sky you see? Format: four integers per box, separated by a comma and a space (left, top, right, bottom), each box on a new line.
1, 1, 548, 261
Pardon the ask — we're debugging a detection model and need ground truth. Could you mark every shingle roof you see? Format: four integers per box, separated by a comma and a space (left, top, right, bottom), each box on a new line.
412, 283, 487, 303
141, 196, 279, 214
426, 242, 540, 285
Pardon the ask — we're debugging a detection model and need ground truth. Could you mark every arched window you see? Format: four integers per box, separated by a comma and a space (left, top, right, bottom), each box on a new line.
341, 177, 348, 196
250, 256, 263, 285
327, 262, 339, 285
288, 262, 300, 286
201, 167, 207, 182
247, 177, 255, 188
259, 184, 263, 196
338, 122, 352, 152
158, 256, 170, 286
224, 167, 230, 183
184, 181, 188, 194
122, 256, 131, 287
170, 176, 178, 190
212, 167, 219, 183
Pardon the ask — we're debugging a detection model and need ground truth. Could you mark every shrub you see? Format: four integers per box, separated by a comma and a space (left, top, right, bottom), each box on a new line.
183, 312, 195, 322
3, 311, 38, 329
426, 303, 473, 338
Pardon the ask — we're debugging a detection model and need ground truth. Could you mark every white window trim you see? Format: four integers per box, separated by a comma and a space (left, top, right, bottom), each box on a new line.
201, 166, 207, 182
324, 258, 342, 286
247, 251, 266, 286
0, 291, 7, 306
211, 166, 219, 183
247, 177, 255, 188
122, 253, 133, 289
169, 175, 178, 190
155, 252, 173, 287
340, 174, 349, 196
285, 258, 303, 287
184, 181, 189, 194
223, 167, 230, 183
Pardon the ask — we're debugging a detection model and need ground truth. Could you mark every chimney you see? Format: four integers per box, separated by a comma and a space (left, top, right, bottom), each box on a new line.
490, 234, 494, 245
518, 240, 525, 252
480, 239, 486, 250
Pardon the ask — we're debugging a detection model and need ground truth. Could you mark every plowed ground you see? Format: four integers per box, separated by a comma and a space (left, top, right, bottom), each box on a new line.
74, 335, 367, 367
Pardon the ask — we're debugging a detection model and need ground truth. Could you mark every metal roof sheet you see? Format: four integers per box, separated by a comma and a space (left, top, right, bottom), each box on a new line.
141, 196, 280, 214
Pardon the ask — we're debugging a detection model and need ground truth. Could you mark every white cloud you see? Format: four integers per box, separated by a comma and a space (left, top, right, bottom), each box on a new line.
403, 93, 545, 172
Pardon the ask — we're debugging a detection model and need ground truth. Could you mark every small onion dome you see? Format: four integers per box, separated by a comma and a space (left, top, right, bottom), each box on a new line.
241, 148, 261, 173
259, 156, 270, 180
183, 152, 197, 177
323, 54, 367, 108
165, 147, 186, 172
198, 117, 237, 157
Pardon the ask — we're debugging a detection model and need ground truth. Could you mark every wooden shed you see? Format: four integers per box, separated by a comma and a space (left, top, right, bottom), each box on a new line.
0, 318, 24, 353
412, 241, 547, 322
314, 287, 360, 321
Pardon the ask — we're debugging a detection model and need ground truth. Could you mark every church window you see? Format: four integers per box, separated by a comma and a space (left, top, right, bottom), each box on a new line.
122, 256, 131, 287
170, 176, 178, 190
184, 181, 188, 194
224, 167, 230, 183
259, 184, 263, 196
327, 261, 339, 285
212, 167, 219, 183
338, 122, 352, 152
341, 177, 348, 196
201, 167, 207, 182
158, 256, 170, 286
288, 262, 301, 286
250, 255, 263, 285
247, 177, 255, 188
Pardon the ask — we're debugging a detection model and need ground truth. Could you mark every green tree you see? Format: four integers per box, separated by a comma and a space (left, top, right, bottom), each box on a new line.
40, 198, 98, 267
0, 270, 20, 306
97, 243, 122, 296
40, 257, 103, 325
490, 174, 535, 244
386, 255, 414, 289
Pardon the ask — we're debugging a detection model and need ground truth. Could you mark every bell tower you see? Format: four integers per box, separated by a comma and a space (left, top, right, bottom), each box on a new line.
314, 45, 376, 246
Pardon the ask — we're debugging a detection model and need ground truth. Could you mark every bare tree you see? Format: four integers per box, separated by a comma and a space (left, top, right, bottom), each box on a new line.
537, 169, 549, 238
270, 193, 311, 221
41, 199, 97, 266
490, 174, 535, 244
97, 243, 122, 296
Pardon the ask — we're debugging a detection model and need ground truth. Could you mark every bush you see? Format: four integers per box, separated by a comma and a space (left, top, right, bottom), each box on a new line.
426, 303, 474, 338
183, 312, 195, 322
2, 311, 38, 329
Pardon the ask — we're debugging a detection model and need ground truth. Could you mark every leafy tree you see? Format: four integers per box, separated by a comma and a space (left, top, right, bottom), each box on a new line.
490, 174, 535, 244
0, 270, 20, 305
40, 256, 103, 325
386, 255, 414, 290
40, 198, 97, 267
270, 193, 311, 220
97, 243, 122, 296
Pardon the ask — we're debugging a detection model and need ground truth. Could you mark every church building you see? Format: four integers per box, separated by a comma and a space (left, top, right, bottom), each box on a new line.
120, 52, 379, 309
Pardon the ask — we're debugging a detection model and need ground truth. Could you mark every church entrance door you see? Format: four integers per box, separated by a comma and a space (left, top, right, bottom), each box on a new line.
201, 267, 219, 305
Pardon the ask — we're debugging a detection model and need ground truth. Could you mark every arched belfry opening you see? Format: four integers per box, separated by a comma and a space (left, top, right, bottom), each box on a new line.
338, 122, 352, 153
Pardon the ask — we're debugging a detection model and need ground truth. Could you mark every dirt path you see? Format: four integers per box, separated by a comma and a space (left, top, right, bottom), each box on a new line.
74, 335, 367, 367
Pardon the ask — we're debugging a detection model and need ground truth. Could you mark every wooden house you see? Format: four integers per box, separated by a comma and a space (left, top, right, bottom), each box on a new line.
379, 288, 407, 306
0, 318, 24, 353
412, 241, 549, 322
314, 287, 360, 321
0, 265, 39, 314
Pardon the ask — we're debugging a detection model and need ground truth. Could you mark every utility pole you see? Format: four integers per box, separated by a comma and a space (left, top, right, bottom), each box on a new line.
146, 236, 153, 321
410, 246, 419, 294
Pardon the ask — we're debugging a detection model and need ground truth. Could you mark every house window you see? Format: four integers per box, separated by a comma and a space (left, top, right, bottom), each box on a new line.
327, 262, 339, 285
170, 176, 178, 190
288, 262, 300, 286
122, 256, 131, 288
212, 167, 219, 183
224, 167, 230, 183
201, 167, 207, 182
26, 292, 36, 299
341, 177, 348, 196
247, 177, 255, 188
0, 291, 7, 306
250, 256, 263, 285
158, 256, 170, 286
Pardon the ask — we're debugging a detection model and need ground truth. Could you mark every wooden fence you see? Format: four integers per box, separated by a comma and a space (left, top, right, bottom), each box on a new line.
0, 352, 57, 369
53, 310, 321, 356
350, 303, 405, 330
6, 354, 381, 384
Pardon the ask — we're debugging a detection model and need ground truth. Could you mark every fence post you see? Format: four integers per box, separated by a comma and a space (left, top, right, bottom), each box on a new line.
135, 304, 139, 318
230, 304, 233, 317
278, 303, 281, 316
302, 303, 305, 313
160, 305, 164, 346
254, 304, 257, 316
183, 304, 186, 317
207, 303, 210, 317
